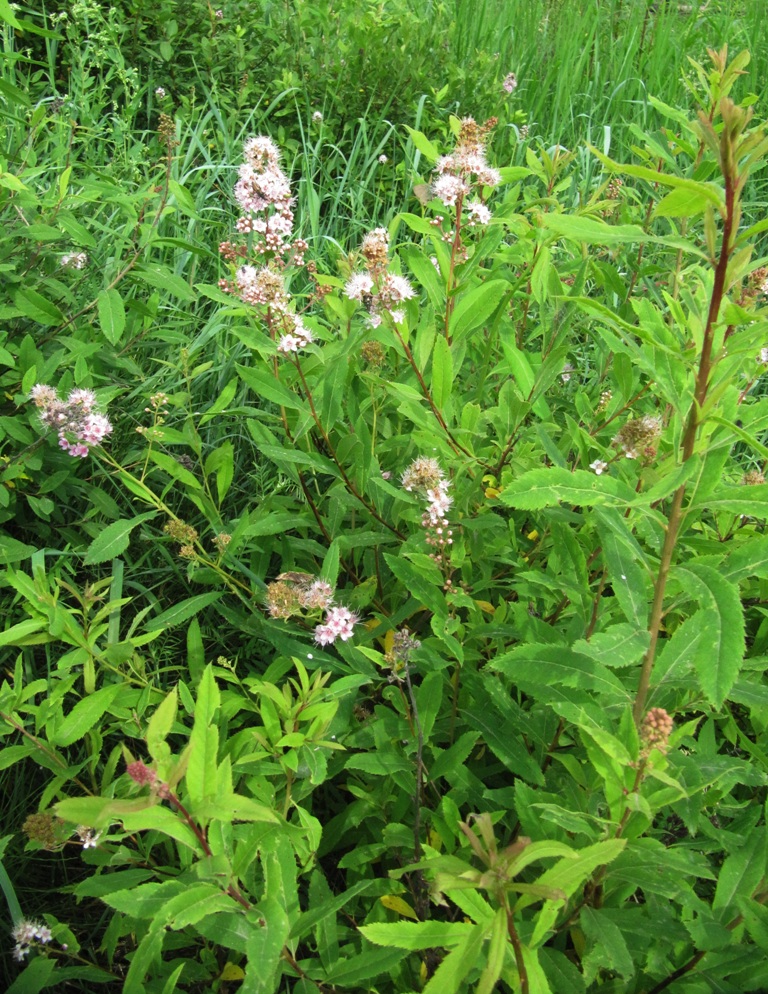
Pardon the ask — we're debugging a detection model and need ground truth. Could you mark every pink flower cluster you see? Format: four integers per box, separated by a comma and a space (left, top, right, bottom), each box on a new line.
314, 605, 359, 646
264, 573, 359, 647
401, 456, 454, 574
30, 385, 113, 458
12, 919, 53, 961
219, 135, 313, 357
503, 72, 518, 94
432, 117, 501, 210
344, 228, 416, 327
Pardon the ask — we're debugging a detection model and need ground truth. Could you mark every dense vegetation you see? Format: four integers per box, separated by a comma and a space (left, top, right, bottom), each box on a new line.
2, 1, 768, 992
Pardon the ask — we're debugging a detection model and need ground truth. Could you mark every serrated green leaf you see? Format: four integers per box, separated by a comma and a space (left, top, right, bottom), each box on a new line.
242, 900, 290, 994
83, 512, 156, 565
146, 687, 177, 762
186, 663, 220, 807
50, 683, 124, 747
97, 288, 126, 345
499, 468, 636, 509
675, 564, 746, 707
449, 280, 509, 343
359, 920, 475, 950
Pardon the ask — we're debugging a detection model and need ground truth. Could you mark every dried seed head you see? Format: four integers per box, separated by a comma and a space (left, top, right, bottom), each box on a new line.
22, 811, 60, 849
158, 112, 177, 147
613, 414, 662, 459
401, 456, 445, 494
741, 469, 765, 485
361, 340, 387, 368
265, 580, 301, 619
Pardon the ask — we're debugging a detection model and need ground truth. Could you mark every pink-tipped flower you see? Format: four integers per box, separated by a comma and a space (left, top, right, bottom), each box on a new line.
31, 384, 113, 458
314, 605, 358, 646
503, 72, 518, 93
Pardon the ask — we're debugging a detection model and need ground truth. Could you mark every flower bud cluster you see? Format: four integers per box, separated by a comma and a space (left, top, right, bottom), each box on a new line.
344, 227, 416, 328
30, 384, 113, 458
164, 518, 199, 559
640, 707, 674, 757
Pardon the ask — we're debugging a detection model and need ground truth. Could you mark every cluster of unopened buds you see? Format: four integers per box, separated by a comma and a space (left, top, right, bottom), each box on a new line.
344, 227, 416, 327
30, 385, 113, 458
640, 707, 674, 758
401, 457, 454, 583
264, 572, 359, 647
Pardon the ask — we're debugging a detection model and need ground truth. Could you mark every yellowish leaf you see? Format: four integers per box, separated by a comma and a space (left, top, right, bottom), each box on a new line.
380, 894, 419, 920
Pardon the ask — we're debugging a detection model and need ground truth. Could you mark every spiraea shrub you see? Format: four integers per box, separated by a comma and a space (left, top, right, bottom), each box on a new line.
3, 18, 768, 994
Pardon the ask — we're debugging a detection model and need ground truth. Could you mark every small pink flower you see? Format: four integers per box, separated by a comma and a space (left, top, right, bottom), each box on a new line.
503, 72, 518, 94
344, 272, 374, 301
314, 605, 358, 646
465, 200, 492, 225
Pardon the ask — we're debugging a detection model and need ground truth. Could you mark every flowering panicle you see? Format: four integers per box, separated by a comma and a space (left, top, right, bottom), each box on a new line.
503, 72, 518, 94
12, 919, 53, 961
264, 572, 358, 646
314, 605, 358, 646
219, 135, 312, 355
344, 227, 416, 328
76, 825, 102, 849
402, 457, 454, 582
61, 251, 88, 270
30, 384, 113, 458
432, 117, 501, 205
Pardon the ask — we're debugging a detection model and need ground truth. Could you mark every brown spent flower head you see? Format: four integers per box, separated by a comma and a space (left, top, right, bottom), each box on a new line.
158, 112, 177, 147
360, 227, 390, 271
214, 532, 232, 553
741, 469, 765, 485
640, 707, 674, 757
265, 579, 302, 619
361, 340, 387, 368
164, 518, 199, 546
401, 456, 445, 494
613, 414, 662, 460
385, 627, 422, 676
23, 811, 61, 849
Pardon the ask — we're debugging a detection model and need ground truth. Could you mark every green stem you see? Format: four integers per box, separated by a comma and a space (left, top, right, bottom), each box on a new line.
632, 160, 736, 725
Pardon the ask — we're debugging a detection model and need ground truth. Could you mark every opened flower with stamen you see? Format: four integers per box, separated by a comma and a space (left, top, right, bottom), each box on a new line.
30, 385, 113, 458
345, 228, 416, 327
314, 605, 359, 646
